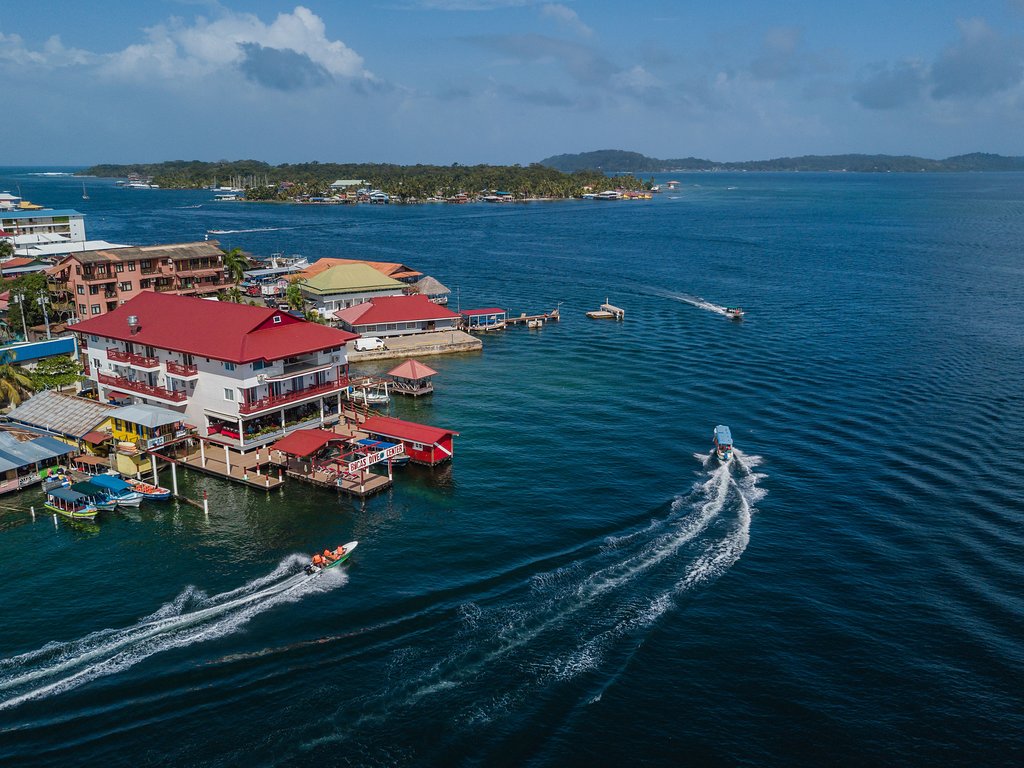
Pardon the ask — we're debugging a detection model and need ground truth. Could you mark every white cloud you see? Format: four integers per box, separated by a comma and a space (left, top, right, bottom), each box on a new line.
100, 6, 372, 86
540, 4, 593, 38
0, 32, 94, 68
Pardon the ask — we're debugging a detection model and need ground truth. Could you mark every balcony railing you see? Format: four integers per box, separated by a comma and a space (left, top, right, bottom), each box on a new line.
239, 378, 348, 415
165, 361, 199, 377
82, 272, 116, 283
107, 348, 160, 369
98, 373, 188, 403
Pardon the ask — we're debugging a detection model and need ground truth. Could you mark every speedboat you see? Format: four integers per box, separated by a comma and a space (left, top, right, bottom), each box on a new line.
725, 307, 744, 319
305, 541, 358, 575
70, 480, 118, 512
125, 478, 172, 500
45, 488, 98, 521
90, 474, 145, 507
713, 425, 734, 463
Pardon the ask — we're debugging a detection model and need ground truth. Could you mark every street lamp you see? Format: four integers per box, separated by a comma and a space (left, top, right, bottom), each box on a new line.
37, 293, 51, 339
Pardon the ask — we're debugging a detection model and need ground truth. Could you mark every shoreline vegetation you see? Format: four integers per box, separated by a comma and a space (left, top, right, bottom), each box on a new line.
539, 149, 1024, 173
79, 161, 646, 200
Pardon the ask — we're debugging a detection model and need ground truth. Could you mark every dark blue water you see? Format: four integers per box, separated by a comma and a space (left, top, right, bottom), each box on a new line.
1, 170, 1022, 766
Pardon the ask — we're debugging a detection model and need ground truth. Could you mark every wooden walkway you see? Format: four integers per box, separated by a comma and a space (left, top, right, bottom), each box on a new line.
176, 444, 284, 490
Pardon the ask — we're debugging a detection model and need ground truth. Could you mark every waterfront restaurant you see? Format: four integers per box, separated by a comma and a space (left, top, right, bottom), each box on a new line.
71, 292, 358, 450
297, 263, 408, 316
0, 432, 76, 495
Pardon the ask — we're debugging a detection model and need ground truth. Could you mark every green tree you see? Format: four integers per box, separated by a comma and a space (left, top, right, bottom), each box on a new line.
219, 285, 246, 303
7, 272, 50, 329
0, 351, 35, 408
285, 280, 305, 310
222, 247, 248, 285
28, 355, 81, 392
0, 240, 13, 260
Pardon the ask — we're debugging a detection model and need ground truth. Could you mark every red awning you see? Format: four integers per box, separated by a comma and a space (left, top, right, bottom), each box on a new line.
82, 431, 112, 445
269, 428, 345, 458
361, 415, 458, 446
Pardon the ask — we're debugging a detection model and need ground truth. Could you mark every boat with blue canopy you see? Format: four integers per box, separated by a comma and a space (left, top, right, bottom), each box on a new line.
713, 425, 734, 463
90, 474, 144, 507
45, 487, 98, 521
70, 480, 118, 512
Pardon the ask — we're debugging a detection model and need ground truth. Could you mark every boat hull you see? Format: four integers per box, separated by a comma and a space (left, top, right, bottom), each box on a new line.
45, 503, 98, 521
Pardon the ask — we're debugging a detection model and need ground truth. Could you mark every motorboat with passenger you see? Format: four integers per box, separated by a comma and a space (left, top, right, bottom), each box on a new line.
713, 425, 734, 463
725, 307, 744, 319
305, 541, 358, 575
69, 481, 118, 512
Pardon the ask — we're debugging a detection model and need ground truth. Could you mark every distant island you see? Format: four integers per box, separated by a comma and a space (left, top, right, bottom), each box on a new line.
538, 149, 1024, 174
79, 161, 644, 200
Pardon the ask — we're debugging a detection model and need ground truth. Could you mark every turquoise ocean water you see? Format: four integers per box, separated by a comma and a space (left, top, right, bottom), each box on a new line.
0, 170, 1022, 766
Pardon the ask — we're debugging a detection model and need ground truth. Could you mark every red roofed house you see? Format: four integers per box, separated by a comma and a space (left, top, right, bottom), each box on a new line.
361, 414, 458, 465
334, 294, 462, 338
71, 292, 358, 449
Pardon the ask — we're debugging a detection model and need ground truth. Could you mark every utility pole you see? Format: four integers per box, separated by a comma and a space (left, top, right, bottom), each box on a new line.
37, 292, 51, 339
12, 291, 28, 341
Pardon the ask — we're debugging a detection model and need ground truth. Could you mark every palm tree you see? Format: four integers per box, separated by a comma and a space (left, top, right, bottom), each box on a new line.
220, 285, 245, 303
221, 248, 248, 285
285, 280, 305, 311
0, 351, 35, 408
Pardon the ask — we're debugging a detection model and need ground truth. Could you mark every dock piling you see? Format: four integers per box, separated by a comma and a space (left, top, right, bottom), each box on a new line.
171, 462, 178, 497
30, 506, 35, 521
52, 514, 57, 529
203, 490, 209, 517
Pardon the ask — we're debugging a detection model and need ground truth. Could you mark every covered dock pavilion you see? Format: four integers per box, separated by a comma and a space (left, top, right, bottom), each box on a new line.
268, 428, 395, 498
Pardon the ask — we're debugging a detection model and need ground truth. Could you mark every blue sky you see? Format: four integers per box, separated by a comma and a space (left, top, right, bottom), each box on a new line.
2, 1, 1023, 164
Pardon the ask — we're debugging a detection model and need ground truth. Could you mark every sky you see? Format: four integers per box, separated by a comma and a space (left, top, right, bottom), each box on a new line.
2, 0, 1023, 165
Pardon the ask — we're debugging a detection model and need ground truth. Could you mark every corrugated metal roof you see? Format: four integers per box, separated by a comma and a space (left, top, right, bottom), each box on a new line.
5, 390, 115, 439
0, 431, 76, 472
0, 209, 82, 219
108, 403, 184, 428
302, 264, 405, 295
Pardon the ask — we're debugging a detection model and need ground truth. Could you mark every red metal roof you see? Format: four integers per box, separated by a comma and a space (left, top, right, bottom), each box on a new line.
82, 431, 112, 445
71, 292, 357, 363
0, 257, 35, 269
269, 428, 344, 457
361, 415, 458, 445
334, 295, 460, 325
460, 307, 505, 316
387, 359, 437, 379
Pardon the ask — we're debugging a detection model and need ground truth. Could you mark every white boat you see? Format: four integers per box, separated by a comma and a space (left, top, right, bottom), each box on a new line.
713, 425, 733, 463
725, 307, 744, 319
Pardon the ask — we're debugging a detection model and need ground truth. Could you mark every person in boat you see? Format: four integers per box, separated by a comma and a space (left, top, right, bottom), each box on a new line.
323, 548, 338, 562
311, 553, 325, 568
334, 546, 346, 557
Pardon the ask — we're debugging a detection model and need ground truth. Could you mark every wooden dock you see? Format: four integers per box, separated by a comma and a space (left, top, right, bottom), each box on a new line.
507, 307, 561, 326
586, 298, 624, 320
174, 443, 285, 490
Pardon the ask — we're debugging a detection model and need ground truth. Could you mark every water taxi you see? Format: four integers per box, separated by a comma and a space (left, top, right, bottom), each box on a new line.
45, 488, 99, 521
70, 480, 118, 512
713, 425, 734, 463
90, 474, 144, 507
305, 541, 358, 575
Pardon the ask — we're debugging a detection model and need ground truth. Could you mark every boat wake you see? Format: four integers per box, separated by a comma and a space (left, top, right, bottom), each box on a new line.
0, 556, 345, 711
206, 226, 294, 235
306, 452, 765, 747
648, 288, 733, 316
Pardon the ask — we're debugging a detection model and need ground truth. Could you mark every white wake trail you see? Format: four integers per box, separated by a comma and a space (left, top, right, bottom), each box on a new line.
0, 556, 345, 711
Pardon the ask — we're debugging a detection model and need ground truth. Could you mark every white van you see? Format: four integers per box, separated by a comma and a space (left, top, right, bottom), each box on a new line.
354, 336, 386, 351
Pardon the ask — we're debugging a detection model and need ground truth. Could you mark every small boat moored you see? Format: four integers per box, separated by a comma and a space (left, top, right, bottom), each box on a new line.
713, 425, 734, 463
90, 474, 145, 507
45, 488, 99, 521
69, 480, 118, 512
305, 541, 359, 575
125, 478, 172, 500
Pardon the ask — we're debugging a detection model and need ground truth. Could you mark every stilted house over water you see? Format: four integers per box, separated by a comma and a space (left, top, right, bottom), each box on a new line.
360, 415, 458, 465
387, 359, 437, 396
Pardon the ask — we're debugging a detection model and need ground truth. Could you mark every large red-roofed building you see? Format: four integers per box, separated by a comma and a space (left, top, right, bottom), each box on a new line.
72, 292, 358, 448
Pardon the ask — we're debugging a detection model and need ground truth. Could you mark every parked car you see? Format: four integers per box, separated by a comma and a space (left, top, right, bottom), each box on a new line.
354, 336, 386, 351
